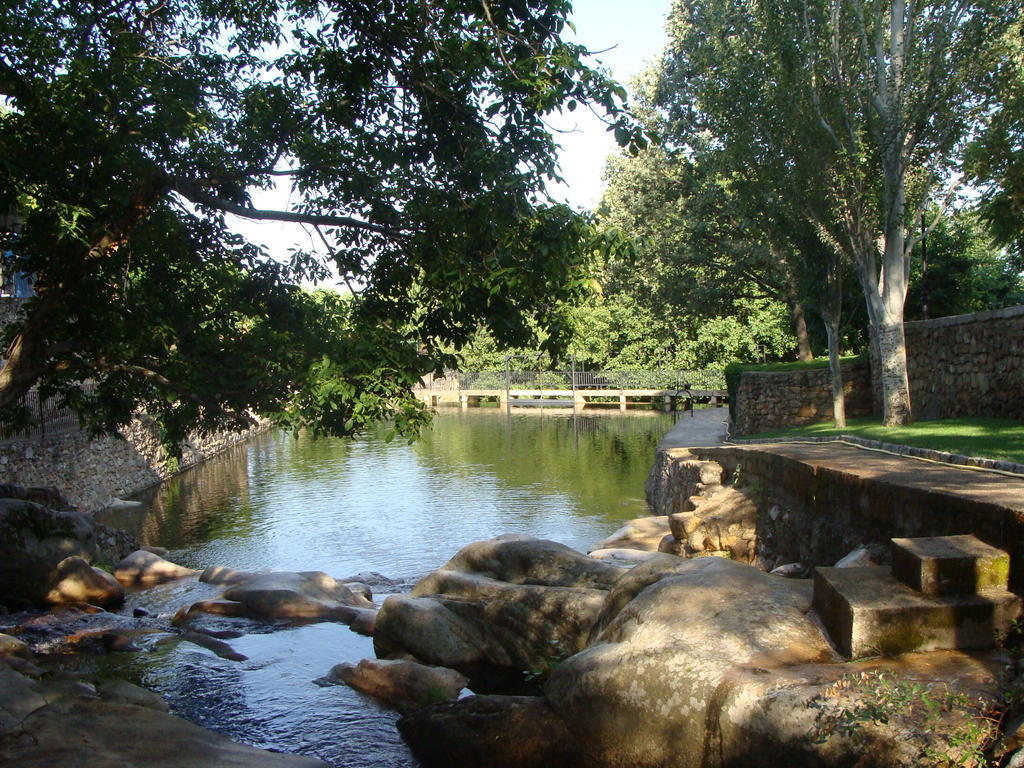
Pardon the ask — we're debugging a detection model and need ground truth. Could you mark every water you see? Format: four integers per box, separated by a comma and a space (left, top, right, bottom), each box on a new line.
88, 407, 675, 767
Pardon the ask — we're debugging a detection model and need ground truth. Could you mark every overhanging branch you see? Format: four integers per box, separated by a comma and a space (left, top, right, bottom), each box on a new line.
172, 181, 408, 241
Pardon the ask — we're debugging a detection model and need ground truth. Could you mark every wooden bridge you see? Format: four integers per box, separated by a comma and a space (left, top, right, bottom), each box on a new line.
414, 370, 728, 411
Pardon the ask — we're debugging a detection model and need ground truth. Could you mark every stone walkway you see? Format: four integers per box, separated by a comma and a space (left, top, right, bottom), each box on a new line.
734, 440, 1024, 514
657, 411, 1024, 514
657, 407, 729, 450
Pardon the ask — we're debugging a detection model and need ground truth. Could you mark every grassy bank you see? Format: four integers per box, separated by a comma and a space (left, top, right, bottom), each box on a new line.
748, 417, 1024, 464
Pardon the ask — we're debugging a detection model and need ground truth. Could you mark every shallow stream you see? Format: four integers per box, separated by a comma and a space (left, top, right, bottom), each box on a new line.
73, 408, 674, 766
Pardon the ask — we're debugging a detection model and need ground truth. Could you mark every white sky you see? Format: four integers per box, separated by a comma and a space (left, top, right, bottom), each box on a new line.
548, 0, 671, 210
231, 0, 672, 274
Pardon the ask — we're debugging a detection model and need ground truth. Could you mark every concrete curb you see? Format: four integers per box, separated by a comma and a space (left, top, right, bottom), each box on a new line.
729, 435, 1024, 478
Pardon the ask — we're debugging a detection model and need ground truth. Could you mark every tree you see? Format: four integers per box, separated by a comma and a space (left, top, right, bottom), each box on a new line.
657, 0, 1015, 425
0, 0, 642, 442
598, 140, 813, 366
791, 0, 1015, 424
904, 208, 1024, 320
967, 15, 1024, 265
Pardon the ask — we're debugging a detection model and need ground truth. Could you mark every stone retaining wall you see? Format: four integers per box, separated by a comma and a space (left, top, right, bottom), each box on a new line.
731, 361, 873, 436
0, 417, 268, 512
904, 305, 1024, 421
731, 304, 1024, 435
647, 444, 1024, 590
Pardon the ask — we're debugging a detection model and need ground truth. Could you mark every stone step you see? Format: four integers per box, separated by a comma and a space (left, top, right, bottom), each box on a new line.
891, 534, 1010, 597
812, 566, 1021, 658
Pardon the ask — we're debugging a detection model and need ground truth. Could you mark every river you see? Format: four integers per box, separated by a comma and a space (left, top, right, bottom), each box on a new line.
88, 407, 676, 767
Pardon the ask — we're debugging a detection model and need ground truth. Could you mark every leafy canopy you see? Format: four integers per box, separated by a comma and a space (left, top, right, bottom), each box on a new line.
0, 0, 643, 443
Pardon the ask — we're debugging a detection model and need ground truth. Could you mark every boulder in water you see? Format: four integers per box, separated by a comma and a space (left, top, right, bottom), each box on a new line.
375, 536, 620, 688
0, 662, 328, 766
186, 569, 377, 627
114, 549, 199, 587
0, 498, 98, 607
0, 633, 32, 660
589, 516, 672, 553
588, 547, 675, 568
44, 556, 125, 608
398, 694, 585, 768
199, 565, 258, 587
319, 658, 468, 713
221, 570, 375, 620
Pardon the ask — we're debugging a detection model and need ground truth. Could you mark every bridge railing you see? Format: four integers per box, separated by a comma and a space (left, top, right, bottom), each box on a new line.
416, 369, 727, 392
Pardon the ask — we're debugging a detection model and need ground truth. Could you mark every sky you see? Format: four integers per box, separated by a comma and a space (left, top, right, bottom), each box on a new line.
549, 0, 672, 210
231, 0, 673, 275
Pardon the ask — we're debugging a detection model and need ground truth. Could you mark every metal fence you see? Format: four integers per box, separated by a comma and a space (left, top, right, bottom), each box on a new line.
1, 386, 89, 444
417, 369, 727, 392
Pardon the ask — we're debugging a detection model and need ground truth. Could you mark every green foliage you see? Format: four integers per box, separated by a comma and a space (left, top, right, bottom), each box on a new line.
654, 0, 1019, 425
966, 16, 1024, 266
597, 135, 813, 369
906, 209, 1024, 321
0, 0, 645, 443
726, 355, 868, 375
807, 669, 994, 768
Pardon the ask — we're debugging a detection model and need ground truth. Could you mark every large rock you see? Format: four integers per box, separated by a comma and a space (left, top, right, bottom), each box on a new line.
375, 536, 621, 687
542, 556, 998, 767
545, 557, 835, 768
186, 570, 377, 627
645, 452, 725, 516
662, 485, 760, 563
0, 662, 327, 766
589, 516, 671, 553
588, 548, 675, 568
0, 499, 98, 607
44, 555, 125, 608
398, 695, 585, 768
114, 549, 199, 587
0, 485, 75, 510
320, 658, 468, 713
415, 534, 623, 593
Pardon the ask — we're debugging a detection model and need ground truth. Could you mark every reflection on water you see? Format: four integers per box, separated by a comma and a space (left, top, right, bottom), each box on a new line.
92, 408, 674, 767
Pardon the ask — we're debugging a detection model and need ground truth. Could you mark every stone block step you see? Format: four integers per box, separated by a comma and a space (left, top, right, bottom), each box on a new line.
812, 566, 1021, 658
891, 535, 1010, 597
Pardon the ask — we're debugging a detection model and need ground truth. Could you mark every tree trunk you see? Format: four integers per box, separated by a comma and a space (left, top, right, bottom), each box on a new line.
0, 291, 62, 410
824, 318, 846, 428
876, 316, 912, 425
781, 254, 814, 362
790, 298, 813, 362
876, 167, 913, 425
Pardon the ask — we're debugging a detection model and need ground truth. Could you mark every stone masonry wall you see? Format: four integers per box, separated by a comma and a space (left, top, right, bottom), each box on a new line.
648, 444, 1024, 590
731, 304, 1024, 435
904, 305, 1024, 421
731, 361, 873, 436
0, 416, 268, 512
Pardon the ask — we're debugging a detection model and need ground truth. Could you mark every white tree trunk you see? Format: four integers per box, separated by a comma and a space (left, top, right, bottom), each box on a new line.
876, 315, 912, 425
824, 319, 847, 428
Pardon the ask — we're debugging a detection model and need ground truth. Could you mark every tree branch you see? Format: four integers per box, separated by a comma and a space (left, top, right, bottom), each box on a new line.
96, 362, 257, 428
172, 181, 409, 241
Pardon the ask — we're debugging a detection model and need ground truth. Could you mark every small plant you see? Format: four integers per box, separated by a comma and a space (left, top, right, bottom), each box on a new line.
807, 669, 996, 767
522, 640, 570, 688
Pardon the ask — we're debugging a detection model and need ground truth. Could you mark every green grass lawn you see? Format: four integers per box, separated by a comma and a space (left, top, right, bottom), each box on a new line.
748, 417, 1024, 464
725, 354, 867, 374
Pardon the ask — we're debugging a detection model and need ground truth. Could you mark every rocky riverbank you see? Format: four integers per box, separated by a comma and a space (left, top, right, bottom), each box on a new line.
5, 444, 1024, 768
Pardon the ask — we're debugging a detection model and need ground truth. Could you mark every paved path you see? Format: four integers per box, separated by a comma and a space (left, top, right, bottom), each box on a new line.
658, 407, 730, 451
658, 411, 1024, 514
734, 440, 1024, 515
